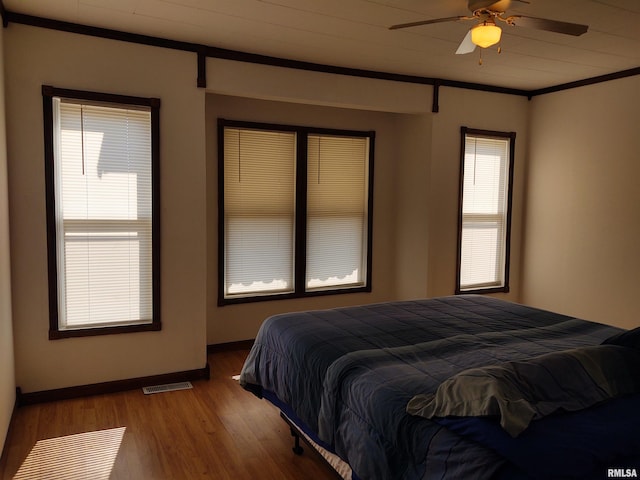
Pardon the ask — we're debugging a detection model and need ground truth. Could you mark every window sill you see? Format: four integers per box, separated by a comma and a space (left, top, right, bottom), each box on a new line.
49, 322, 161, 340
456, 285, 509, 295
218, 285, 371, 306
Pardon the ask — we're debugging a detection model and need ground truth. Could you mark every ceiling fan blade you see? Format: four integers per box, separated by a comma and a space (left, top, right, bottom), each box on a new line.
456, 30, 477, 54
389, 16, 469, 30
507, 15, 588, 36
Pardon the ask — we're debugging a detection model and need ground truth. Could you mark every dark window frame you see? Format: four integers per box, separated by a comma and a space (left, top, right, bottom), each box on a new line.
455, 126, 515, 295
218, 118, 375, 306
43, 85, 161, 339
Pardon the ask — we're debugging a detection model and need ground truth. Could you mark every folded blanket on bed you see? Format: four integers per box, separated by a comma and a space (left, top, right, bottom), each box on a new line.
407, 344, 640, 437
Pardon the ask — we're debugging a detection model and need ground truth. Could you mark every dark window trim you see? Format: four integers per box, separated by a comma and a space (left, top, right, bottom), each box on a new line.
455, 127, 515, 295
217, 118, 375, 306
43, 85, 161, 339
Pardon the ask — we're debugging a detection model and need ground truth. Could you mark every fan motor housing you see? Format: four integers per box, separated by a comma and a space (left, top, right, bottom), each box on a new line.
468, 0, 511, 13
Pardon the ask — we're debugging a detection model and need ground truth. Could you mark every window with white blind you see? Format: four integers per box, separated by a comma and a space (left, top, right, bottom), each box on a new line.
219, 120, 374, 304
43, 86, 160, 338
306, 135, 369, 290
223, 128, 296, 296
456, 127, 515, 294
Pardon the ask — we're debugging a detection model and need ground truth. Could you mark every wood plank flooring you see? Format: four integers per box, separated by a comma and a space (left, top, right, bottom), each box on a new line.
0, 348, 339, 479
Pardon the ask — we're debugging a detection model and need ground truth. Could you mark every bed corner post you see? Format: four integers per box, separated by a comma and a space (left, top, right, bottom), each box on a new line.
290, 426, 304, 455
280, 411, 304, 455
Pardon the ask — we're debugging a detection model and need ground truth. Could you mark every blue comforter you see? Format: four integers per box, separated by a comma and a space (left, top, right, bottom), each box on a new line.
239, 295, 636, 479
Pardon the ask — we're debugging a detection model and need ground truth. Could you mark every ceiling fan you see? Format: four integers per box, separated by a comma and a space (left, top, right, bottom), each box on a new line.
389, 0, 588, 55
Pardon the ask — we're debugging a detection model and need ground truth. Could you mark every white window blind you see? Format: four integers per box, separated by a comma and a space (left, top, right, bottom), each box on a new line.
223, 128, 296, 297
306, 135, 368, 290
54, 99, 153, 328
459, 133, 511, 291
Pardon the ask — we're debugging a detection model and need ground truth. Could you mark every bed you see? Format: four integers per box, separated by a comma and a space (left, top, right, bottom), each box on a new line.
239, 295, 640, 479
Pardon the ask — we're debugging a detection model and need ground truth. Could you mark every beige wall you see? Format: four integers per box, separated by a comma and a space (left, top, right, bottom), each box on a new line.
204, 69, 530, 344
205, 94, 404, 344
205, 58, 432, 114
393, 113, 432, 299
0, 23, 16, 455
371, 88, 530, 304
5, 24, 207, 393
427, 87, 530, 300
203, 60, 445, 344
5, 15, 634, 403
4, 21, 532, 393
521, 76, 640, 329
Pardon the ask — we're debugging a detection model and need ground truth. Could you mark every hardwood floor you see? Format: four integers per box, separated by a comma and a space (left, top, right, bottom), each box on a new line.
0, 348, 340, 479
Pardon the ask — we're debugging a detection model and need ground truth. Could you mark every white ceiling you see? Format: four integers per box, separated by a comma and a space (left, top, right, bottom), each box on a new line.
4, 0, 640, 91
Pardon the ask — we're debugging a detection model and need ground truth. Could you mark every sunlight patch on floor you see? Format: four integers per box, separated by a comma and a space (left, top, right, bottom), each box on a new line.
13, 426, 126, 480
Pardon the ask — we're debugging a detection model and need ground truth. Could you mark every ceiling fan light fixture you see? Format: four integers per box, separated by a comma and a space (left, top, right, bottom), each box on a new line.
471, 22, 502, 48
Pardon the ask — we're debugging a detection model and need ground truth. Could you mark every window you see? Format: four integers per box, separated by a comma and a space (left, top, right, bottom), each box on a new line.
219, 119, 374, 304
456, 127, 515, 294
43, 86, 160, 338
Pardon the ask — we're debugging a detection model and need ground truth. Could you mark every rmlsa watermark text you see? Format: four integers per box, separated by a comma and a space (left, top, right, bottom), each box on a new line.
608, 469, 638, 478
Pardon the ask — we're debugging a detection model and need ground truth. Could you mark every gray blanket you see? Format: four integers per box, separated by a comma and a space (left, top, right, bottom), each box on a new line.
407, 344, 640, 437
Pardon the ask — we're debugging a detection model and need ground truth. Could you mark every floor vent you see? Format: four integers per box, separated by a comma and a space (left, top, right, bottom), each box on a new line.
142, 381, 193, 395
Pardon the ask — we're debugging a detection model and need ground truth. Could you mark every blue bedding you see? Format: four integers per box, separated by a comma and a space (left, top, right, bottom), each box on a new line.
437, 393, 640, 480
239, 295, 637, 480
